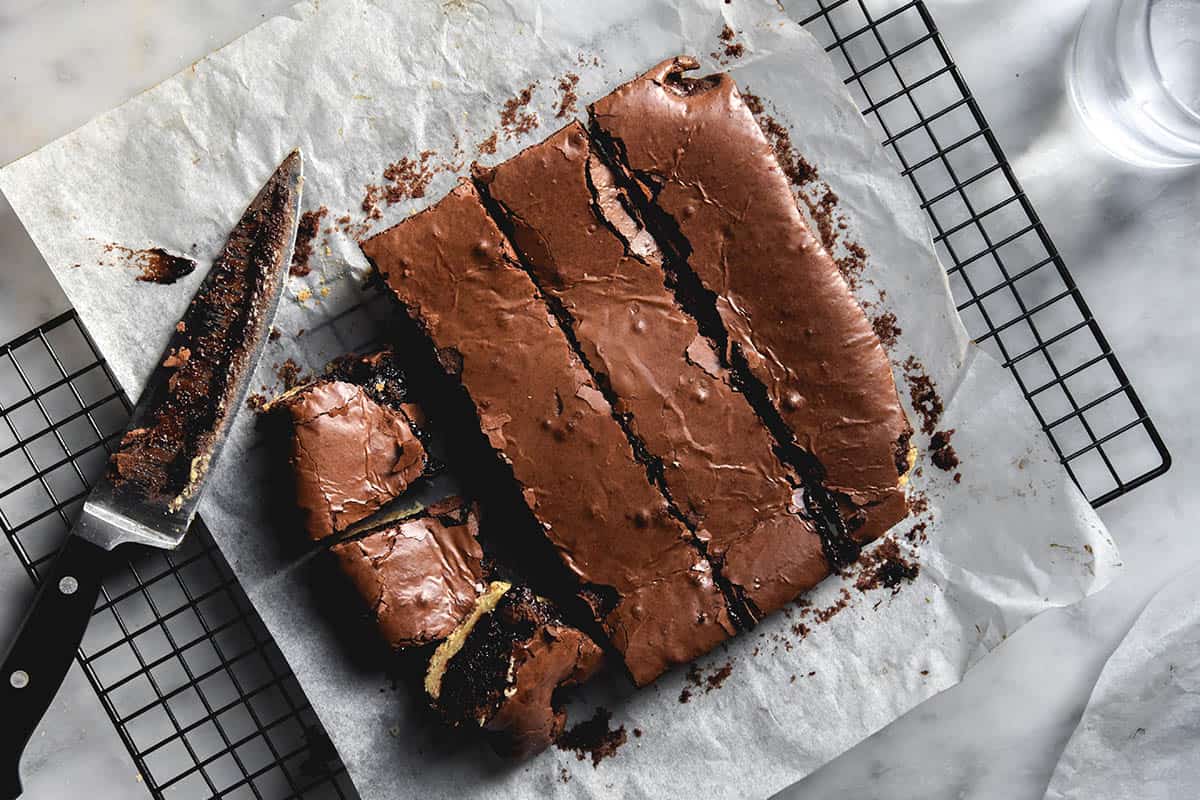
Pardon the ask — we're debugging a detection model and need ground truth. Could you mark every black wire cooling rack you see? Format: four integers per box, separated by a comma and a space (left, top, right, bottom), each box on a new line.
0, 1, 1172, 798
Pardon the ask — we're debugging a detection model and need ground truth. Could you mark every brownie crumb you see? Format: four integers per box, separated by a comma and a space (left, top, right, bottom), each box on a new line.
835, 240, 869, 291
290, 206, 328, 277
902, 356, 944, 435
559, 768, 571, 784
632, 728, 643, 738
705, 661, 733, 692
712, 25, 745, 62
954, 472, 962, 484
101, 243, 197, 285
246, 393, 266, 412
930, 429, 959, 471
854, 537, 919, 594
361, 152, 454, 222
499, 83, 539, 139
556, 708, 627, 767
477, 131, 499, 155
742, 96, 819, 187
268, 327, 281, 341
275, 358, 306, 390
871, 312, 902, 348
678, 688, 692, 704
555, 72, 580, 118
905, 521, 929, 544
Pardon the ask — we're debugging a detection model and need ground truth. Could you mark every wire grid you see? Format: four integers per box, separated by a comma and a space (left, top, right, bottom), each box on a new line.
0, 1, 1171, 798
0, 311, 353, 798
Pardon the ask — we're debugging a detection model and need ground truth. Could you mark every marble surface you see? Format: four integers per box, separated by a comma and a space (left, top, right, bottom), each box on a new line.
0, 1, 1195, 798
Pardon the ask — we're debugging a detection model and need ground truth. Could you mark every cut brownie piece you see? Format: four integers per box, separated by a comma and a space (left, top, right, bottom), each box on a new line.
590, 57, 912, 546
269, 357, 427, 541
330, 498, 485, 649
361, 182, 733, 685
476, 122, 829, 619
426, 582, 603, 758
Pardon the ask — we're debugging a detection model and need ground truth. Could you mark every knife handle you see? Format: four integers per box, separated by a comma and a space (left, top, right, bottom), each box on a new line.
0, 535, 115, 799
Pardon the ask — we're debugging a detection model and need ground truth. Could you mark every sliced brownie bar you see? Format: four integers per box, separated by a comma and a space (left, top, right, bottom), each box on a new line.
590, 57, 913, 546
476, 122, 828, 619
269, 351, 427, 541
426, 582, 603, 758
330, 497, 485, 649
361, 182, 733, 685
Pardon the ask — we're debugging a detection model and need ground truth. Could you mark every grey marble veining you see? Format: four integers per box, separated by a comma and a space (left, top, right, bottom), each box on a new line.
0, 2, 1196, 799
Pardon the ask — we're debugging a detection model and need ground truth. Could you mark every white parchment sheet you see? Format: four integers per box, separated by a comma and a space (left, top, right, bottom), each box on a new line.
0, 1, 1119, 797
1044, 561, 1200, 800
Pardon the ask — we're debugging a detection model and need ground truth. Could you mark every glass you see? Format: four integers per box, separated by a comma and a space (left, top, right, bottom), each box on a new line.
1068, 0, 1200, 168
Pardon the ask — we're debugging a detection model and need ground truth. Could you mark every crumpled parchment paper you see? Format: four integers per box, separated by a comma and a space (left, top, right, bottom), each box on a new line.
0, 1, 1119, 797
1044, 561, 1200, 800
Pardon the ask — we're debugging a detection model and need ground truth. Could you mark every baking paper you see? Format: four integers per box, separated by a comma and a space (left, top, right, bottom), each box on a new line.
1043, 561, 1200, 800
0, 1, 1119, 797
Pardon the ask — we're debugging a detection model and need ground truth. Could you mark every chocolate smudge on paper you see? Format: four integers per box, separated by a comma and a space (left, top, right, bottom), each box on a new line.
99, 243, 197, 285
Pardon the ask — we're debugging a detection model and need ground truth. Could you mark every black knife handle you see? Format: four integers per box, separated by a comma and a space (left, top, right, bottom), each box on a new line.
0, 535, 115, 800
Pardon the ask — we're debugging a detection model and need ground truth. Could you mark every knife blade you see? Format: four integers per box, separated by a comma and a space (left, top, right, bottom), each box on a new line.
0, 150, 303, 800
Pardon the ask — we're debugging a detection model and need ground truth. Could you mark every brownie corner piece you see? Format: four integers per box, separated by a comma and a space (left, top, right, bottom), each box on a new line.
269, 361, 427, 542
425, 582, 604, 758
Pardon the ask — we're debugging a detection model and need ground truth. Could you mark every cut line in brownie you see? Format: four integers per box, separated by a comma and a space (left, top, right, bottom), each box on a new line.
589, 57, 913, 553
361, 181, 733, 686
266, 350, 430, 542
475, 121, 829, 620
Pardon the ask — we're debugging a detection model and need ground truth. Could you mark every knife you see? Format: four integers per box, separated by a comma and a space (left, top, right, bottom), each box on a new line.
0, 150, 303, 800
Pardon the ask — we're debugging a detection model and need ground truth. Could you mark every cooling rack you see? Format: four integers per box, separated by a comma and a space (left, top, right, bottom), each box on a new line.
0, 1, 1170, 797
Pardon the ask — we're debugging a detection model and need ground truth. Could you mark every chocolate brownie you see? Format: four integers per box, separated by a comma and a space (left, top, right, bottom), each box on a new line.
361, 182, 733, 685
426, 583, 603, 757
476, 122, 828, 619
590, 57, 912, 545
271, 377, 427, 541
330, 498, 485, 649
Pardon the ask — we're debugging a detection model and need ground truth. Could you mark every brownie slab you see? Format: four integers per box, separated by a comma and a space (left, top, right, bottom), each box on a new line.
477, 122, 829, 619
273, 378, 426, 541
426, 583, 603, 758
590, 57, 912, 545
361, 182, 733, 685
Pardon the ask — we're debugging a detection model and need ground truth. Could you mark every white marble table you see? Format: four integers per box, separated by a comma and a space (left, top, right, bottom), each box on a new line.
1, 2, 1196, 798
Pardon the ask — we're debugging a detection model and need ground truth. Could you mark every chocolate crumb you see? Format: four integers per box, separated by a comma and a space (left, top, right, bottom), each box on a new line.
678, 688, 692, 704
477, 131, 499, 154
275, 358, 306, 390
499, 82, 539, 139
559, 768, 571, 784
268, 327, 281, 341
633, 728, 642, 738
930, 429, 959, 471
954, 472, 962, 484
246, 393, 266, 412
920, 669, 929, 676
556, 708, 627, 767
556, 72, 580, 118
854, 537, 919, 594
902, 356, 944, 435
705, 661, 733, 692
871, 311, 902, 348
290, 206, 328, 276
719, 24, 735, 41
789, 674, 796, 683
